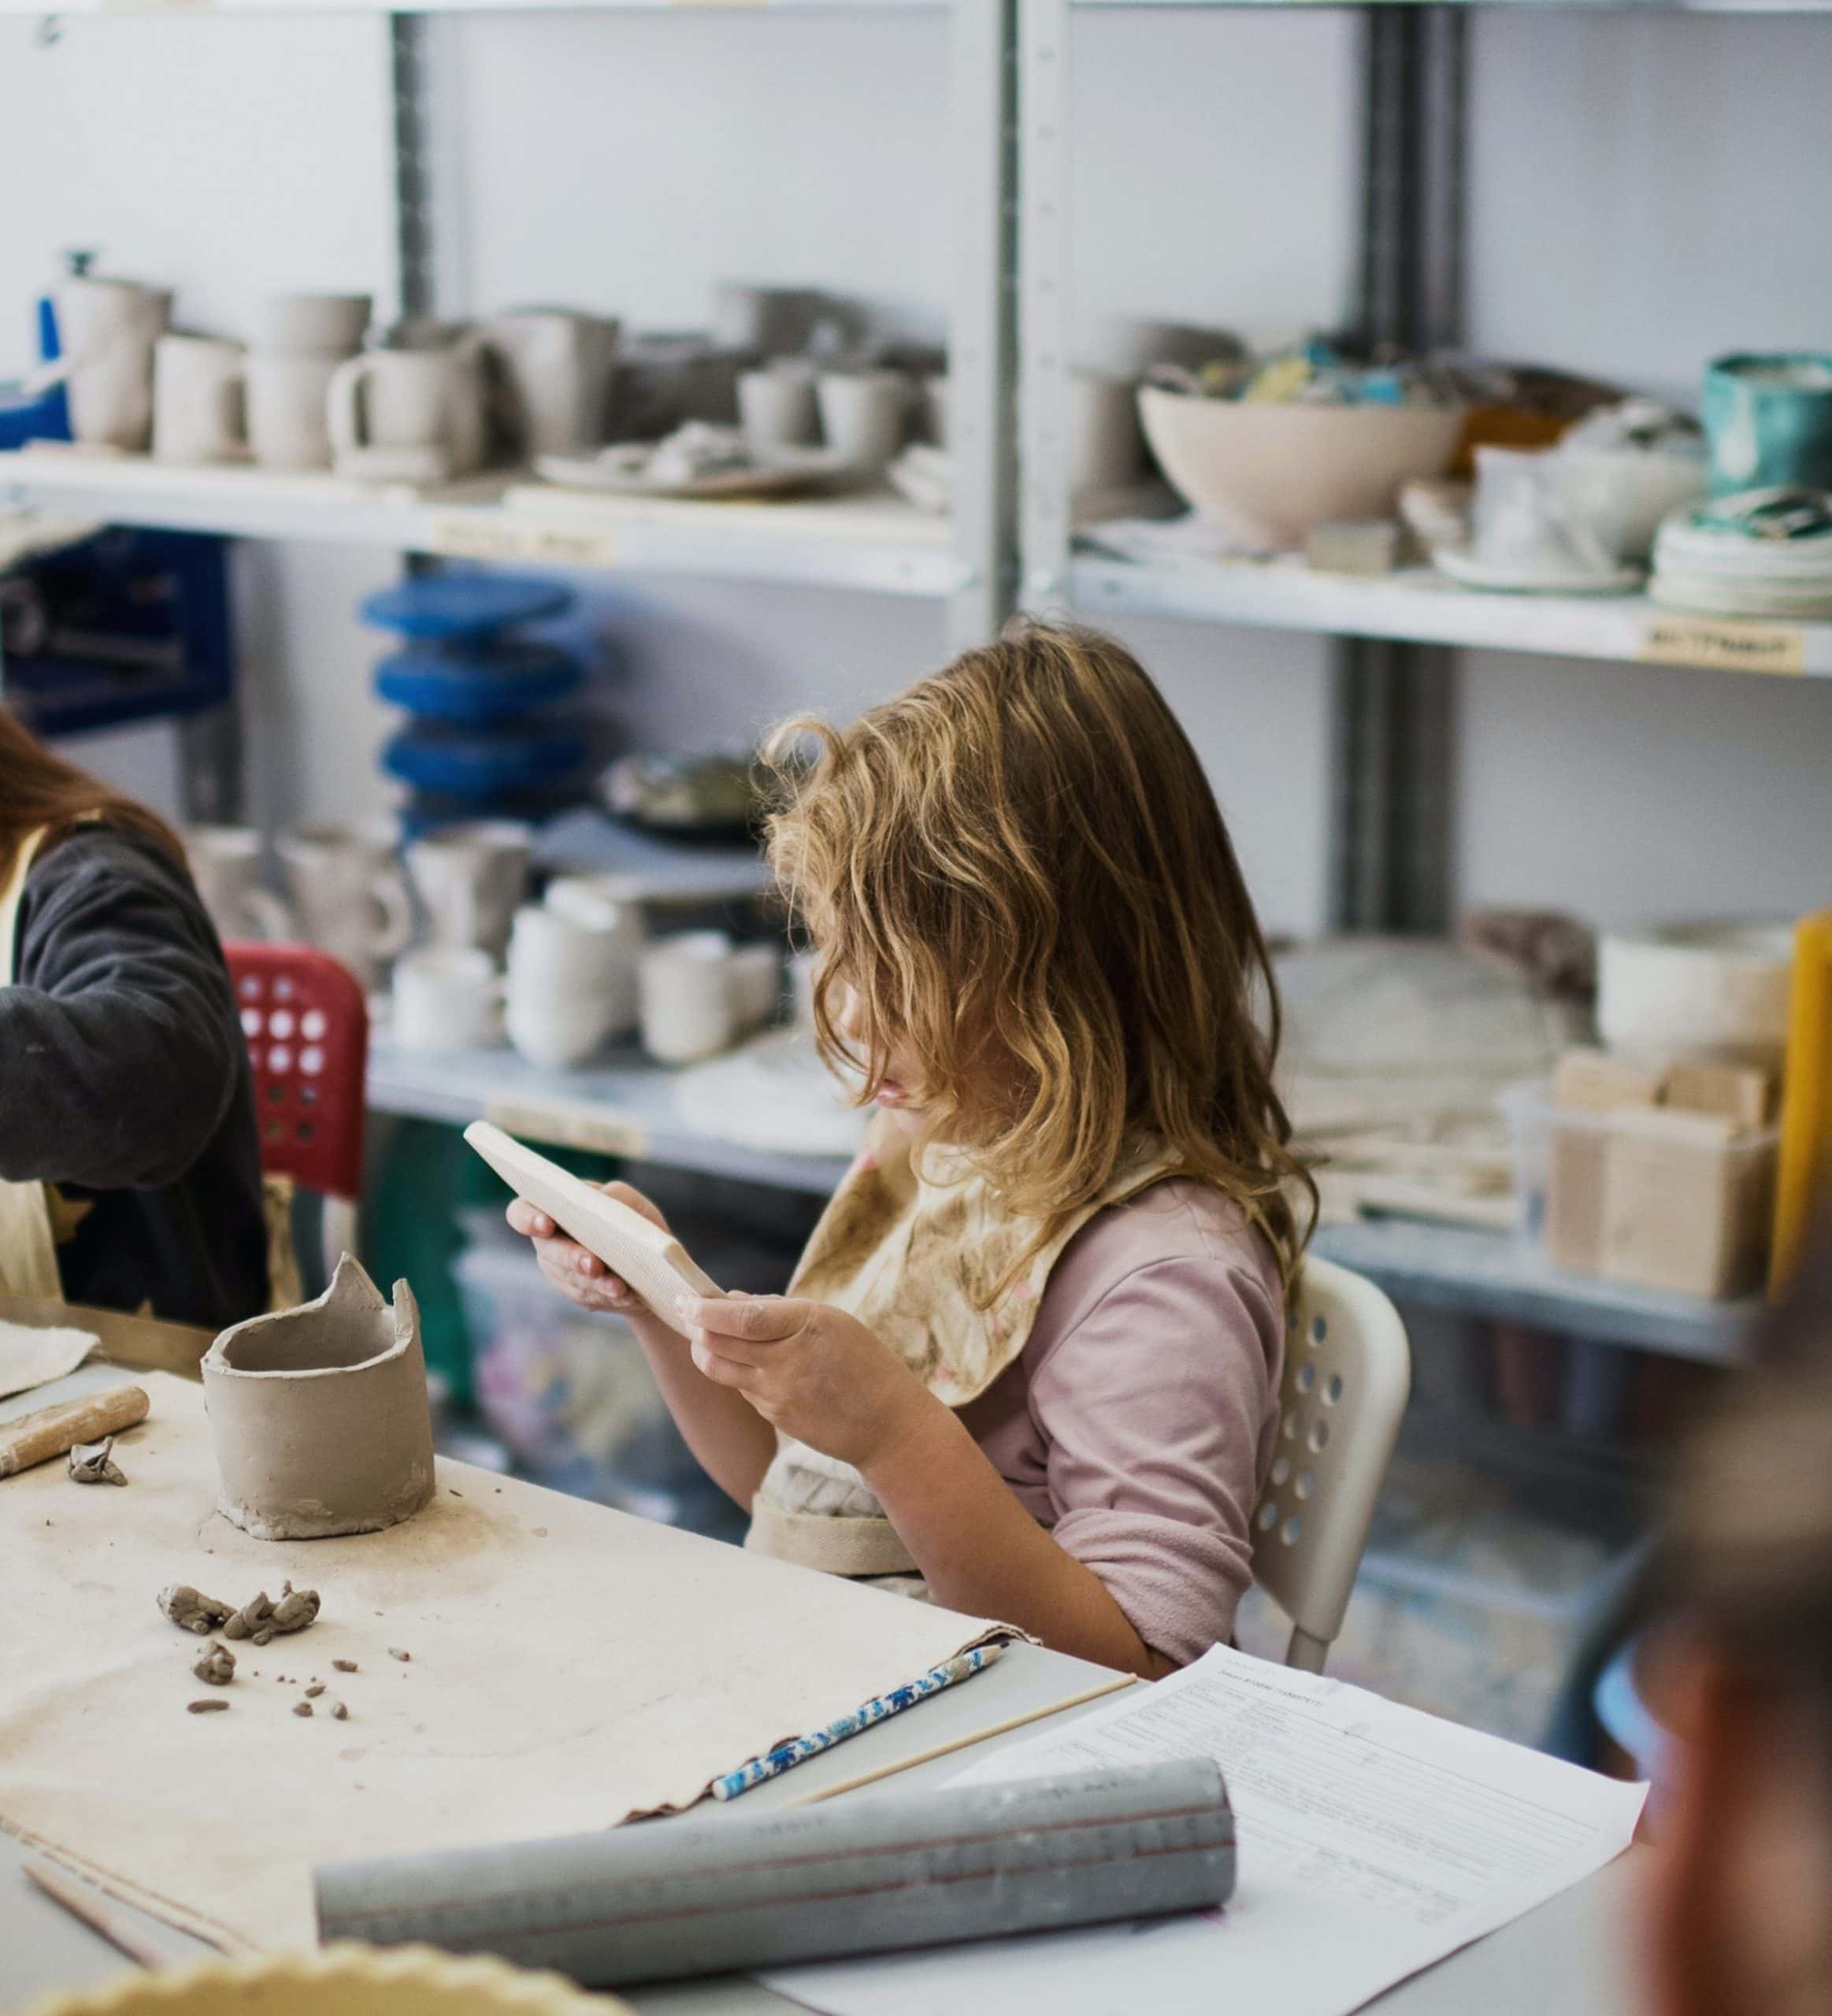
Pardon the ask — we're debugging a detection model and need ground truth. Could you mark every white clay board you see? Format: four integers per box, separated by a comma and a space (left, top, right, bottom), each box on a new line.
464, 1121, 721, 1334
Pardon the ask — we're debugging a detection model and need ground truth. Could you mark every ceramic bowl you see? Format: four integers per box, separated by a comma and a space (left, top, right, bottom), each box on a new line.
20, 1943, 626, 2016
1552, 444, 1708, 562
1137, 384, 1467, 552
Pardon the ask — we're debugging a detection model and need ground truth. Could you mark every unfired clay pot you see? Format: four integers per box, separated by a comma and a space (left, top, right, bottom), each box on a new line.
203, 1254, 436, 1541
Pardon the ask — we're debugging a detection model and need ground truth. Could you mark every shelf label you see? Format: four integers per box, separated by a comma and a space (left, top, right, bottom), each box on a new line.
484, 1099, 647, 1162
1638, 613, 1806, 677
425, 513, 618, 572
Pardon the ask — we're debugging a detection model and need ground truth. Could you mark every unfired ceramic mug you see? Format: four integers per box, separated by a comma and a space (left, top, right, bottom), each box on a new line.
246, 352, 342, 471
328, 339, 489, 480
184, 825, 295, 943
817, 369, 909, 472
405, 821, 533, 962
278, 820, 414, 994
484, 310, 621, 461
738, 362, 819, 454
43, 276, 172, 450
391, 946, 502, 1054
640, 931, 735, 1065
260, 292, 373, 356
152, 335, 247, 465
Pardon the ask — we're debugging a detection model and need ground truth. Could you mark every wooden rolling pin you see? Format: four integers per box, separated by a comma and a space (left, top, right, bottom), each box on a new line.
0, 1384, 149, 1478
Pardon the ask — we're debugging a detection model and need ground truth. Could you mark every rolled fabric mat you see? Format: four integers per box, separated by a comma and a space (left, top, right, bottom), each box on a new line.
316, 1758, 1234, 1985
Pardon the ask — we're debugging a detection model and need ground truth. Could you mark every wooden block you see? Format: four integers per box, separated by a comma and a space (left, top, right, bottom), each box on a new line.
1598, 1110, 1773, 1299
1545, 1122, 1608, 1277
1662, 1059, 1773, 1128
1552, 1048, 1664, 1115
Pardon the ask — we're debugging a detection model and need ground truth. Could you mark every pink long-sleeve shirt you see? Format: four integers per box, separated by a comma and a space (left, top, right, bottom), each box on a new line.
956, 1178, 1285, 1666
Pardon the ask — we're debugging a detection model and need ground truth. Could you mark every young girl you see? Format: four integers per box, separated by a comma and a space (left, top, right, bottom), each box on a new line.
510, 623, 1311, 1676
0, 706, 267, 1326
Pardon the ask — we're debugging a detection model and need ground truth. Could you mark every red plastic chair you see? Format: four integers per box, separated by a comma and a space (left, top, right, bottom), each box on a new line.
223, 942, 369, 1283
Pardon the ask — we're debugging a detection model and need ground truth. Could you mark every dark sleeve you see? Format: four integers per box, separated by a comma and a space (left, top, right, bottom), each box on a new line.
0, 827, 244, 1190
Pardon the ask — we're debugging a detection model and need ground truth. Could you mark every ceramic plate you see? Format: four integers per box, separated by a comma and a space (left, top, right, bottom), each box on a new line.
534, 446, 855, 500
1433, 547, 1641, 596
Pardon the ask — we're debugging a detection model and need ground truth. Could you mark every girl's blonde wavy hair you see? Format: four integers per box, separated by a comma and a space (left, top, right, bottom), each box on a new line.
762, 620, 1315, 1296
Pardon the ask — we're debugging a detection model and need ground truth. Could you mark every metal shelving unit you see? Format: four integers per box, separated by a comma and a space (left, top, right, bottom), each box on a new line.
2, 0, 1793, 1362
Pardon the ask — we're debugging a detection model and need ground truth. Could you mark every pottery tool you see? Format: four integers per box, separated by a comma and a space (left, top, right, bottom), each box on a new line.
464, 1120, 722, 1334
790, 1670, 1140, 1805
24, 1858, 169, 1970
316, 1758, 1235, 1986
713, 1642, 1005, 1800
0, 1382, 147, 1479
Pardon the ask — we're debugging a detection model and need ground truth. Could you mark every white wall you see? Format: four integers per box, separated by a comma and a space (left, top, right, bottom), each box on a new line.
7, 6, 1830, 942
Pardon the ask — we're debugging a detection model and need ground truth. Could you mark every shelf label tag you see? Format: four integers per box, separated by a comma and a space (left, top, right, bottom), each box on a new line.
1638, 613, 1806, 677
484, 1099, 648, 1162
425, 511, 617, 572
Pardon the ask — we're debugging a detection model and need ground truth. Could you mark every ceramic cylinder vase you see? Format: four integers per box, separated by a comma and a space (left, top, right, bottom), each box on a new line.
202, 1254, 436, 1541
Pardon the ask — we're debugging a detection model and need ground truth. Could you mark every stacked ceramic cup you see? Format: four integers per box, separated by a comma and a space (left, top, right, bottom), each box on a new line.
246, 292, 372, 472
506, 891, 641, 1070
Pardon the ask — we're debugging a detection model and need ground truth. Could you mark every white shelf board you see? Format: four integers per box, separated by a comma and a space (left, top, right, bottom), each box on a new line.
1312, 1217, 1756, 1364
368, 1035, 853, 1196
372, 1030, 1755, 1358
1071, 551, 1832, 680
0, 449, 958, 598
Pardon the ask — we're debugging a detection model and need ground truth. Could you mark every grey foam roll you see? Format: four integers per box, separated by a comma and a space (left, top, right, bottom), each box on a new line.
315, 1758, 1234, 1985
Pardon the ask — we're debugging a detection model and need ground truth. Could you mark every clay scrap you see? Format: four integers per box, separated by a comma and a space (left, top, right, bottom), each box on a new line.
202, 1254, 435, 1542
158, 1581, 321, 1647
186, 1699, 229, 1715
67, 1437, 127, 1486
158, 1585, 233, 1636
192, 1643, 235, 1687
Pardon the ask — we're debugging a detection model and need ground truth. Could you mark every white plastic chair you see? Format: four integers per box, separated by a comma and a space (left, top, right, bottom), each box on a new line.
1252, 1254, 1411, 1673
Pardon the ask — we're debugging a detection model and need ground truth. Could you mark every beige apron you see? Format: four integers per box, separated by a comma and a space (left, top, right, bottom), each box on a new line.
745, 1117, 1180, 1581
0, 826, 65, 1298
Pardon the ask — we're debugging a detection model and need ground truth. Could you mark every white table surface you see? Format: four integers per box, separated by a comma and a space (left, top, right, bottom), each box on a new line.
0, 1362, 1641, 2016
0, 1622, 1641, 2016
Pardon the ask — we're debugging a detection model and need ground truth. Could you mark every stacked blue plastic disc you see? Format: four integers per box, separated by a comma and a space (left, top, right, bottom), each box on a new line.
361, 573, 601, 836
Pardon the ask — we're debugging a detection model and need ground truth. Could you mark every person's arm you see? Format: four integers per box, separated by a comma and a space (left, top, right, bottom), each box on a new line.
680, 1248, 1278, 1676
506, 1190, 777, 1508
0, 830, 242, 1190
677, 1292, 1172, 1677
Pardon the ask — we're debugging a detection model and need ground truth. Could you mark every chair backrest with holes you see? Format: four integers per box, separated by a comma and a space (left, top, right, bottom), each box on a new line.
223, 943, 369, 1203
1252, 1254, 1411, 1673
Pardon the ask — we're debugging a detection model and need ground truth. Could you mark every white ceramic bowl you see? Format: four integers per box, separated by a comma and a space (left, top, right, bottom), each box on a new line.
1552, 444, 1708, 562
1137, 384, 1467, 552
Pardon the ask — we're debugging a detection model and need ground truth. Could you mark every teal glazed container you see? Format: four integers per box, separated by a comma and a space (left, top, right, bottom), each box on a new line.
1704, 353, 1832, 495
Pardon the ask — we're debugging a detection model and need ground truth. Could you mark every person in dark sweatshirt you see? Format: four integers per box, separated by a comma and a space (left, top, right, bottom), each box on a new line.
0, 705, 267, 1329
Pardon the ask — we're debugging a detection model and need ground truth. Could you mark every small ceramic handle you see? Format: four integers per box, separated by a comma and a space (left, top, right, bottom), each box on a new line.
242, 887, 296, 942
368, 869, 415, 959
326, 354, 375, 456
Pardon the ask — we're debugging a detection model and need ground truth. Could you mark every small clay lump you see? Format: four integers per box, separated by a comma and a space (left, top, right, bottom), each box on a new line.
192, 1642, 235, 1687
68, 1436, 127, 1486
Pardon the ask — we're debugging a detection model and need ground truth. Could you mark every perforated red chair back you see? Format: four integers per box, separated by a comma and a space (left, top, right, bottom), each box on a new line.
223, 942, 369, 1203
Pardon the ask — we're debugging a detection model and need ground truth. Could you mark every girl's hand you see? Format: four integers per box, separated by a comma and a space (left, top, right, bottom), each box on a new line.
677, 1295, 934, 1473
506, 1181, 670, 1322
